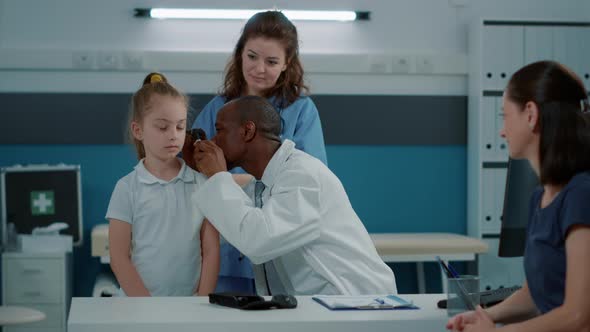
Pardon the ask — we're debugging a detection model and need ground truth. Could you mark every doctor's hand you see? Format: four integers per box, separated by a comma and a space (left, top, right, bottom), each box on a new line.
194, 140, 228, 178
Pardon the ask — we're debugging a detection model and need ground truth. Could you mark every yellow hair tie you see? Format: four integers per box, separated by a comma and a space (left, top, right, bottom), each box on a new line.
150, 74, 163, 83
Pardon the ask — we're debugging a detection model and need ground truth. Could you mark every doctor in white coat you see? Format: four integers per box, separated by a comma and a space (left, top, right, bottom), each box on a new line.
191, 96, 396, 295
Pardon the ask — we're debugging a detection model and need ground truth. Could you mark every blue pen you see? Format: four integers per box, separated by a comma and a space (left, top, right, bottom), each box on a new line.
447, 261, 460, 278
436, 256, 454, 278
436, 256, 476, 311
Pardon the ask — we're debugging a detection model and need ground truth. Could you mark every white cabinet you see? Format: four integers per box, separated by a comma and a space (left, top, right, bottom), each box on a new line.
581, 28, 590, 85
480, 167, 507, 235
469, 19, 590, 291
481, 25, 524, 90
2, 252, 72, 332
524, 27, 554, 64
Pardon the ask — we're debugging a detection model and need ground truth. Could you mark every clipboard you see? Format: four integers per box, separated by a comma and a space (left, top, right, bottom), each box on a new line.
312, 294, 419, 310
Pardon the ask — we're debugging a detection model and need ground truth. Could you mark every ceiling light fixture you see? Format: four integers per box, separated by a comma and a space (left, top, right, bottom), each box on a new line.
134, 8, 370, 21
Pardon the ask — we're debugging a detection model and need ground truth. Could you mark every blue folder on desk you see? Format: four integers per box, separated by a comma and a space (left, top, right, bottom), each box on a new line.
312, 294, 419, 310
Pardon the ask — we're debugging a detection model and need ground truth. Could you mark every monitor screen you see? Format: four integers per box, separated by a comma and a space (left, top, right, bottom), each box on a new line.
499, 159, 539, 257
1, 165, 83, 246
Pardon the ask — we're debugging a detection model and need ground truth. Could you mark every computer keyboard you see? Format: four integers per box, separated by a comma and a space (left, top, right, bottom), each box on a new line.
437, 285, 522, 309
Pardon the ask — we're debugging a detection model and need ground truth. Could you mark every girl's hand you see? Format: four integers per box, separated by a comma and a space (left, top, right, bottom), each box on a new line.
463, 306, 495, 332
447, 309, 479, 331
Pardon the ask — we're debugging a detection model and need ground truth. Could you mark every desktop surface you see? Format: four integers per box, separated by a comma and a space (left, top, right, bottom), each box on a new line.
69, 294, 448, 332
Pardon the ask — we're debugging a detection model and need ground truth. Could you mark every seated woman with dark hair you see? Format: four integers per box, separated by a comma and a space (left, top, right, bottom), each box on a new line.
447, 61, 590, 332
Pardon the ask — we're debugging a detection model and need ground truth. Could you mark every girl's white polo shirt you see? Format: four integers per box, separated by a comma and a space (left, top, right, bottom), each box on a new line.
106, 159, 207, 296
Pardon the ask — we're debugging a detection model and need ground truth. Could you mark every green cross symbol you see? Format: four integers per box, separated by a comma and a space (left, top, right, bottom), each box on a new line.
31, 191, 55, 215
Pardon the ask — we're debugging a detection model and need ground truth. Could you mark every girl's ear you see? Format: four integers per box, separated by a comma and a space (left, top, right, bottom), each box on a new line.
524, 101, 540, 131
131, 121, 143, 140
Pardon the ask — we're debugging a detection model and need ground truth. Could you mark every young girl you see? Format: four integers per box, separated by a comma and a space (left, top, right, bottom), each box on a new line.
106, 73, 219, 296
447, 61, 590, 331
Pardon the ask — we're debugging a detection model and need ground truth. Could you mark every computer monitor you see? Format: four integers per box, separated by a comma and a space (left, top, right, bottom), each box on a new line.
498, 159, 539, 257
1, 164, 83, 247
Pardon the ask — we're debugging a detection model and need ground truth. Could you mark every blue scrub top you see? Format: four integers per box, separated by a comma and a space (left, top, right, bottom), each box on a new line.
194, 95, 328, 167
193, 94, 328, 287
524, 171, 590, 314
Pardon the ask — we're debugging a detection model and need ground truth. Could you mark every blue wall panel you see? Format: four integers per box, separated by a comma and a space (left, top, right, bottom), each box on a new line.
0, 144, 466, 295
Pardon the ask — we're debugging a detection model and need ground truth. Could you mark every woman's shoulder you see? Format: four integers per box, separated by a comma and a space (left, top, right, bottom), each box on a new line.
196, 96, 227, 128
281, 95, 317, 112
564, 171, 590, 196
203, 95, 227, 111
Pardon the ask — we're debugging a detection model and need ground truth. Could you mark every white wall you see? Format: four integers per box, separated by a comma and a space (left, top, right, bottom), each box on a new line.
0, 0, 588, 94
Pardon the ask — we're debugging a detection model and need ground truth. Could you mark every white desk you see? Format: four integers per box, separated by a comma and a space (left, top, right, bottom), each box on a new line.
370, 233, 488, 293
68, 294, 448, 332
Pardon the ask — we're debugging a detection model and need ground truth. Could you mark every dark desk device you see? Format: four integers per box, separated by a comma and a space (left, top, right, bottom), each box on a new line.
437, 285, 522, 309
209, 292, 298, 310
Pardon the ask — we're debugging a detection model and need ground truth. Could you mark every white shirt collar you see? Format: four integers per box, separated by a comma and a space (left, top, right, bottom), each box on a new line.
135, 158, 195, 185
260, 139, 295, 188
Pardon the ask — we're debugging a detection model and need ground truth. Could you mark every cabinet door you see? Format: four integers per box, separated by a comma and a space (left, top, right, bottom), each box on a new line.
481, 168, 507, 235
482, 26, 524, 90
581, 27, 590, 86
4, 258, 63, 304
494, 167, 508, 232
554, 27, 585, 79
524, 26, 553, 65
481, 169, 497, 234
481, 97, 497, 161
494, 97, 509, 161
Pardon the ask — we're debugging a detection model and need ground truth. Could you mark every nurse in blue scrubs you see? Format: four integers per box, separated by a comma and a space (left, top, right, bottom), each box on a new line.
191, 10, 327, 293
447, 61, 590, 332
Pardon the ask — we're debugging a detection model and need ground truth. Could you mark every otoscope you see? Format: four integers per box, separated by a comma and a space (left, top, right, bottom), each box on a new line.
189, 128, 206, 142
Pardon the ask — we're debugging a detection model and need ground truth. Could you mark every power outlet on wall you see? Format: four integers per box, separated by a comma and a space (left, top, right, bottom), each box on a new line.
98, 52, 119, 70
72, 51, 94, 69
415, 55, 435, 74
391, 55, 411, 74
368, 55, 391, 74
123, 52, 143, 70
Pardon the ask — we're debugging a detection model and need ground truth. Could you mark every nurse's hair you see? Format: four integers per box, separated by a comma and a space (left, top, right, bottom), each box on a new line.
128, 72, 189, 160
506, 60, 590, 185
227, 96, 282, 141
221, 10, 309, 108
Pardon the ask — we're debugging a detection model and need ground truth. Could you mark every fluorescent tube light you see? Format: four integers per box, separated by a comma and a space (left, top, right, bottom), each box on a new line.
134, 8, 370, 21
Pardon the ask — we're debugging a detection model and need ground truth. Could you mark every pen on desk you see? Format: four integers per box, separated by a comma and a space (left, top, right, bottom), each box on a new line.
436, 256, 476, 311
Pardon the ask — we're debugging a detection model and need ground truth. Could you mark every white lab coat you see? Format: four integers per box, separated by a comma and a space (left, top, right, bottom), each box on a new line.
194, 140, 396, 295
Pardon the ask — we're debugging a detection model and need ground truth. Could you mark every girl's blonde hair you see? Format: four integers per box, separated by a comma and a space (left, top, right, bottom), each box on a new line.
129, 72, 189, 159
